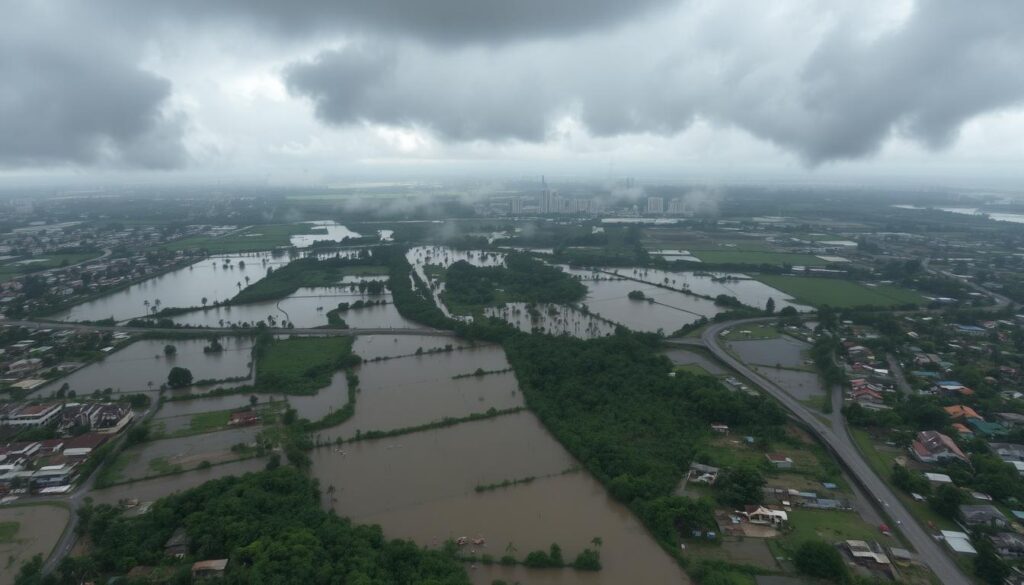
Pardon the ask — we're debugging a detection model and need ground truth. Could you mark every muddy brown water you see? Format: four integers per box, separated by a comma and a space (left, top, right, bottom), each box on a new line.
91, 457, 268, 505
0, 505, 69, 585
52, 252, 292, 322
312, 345, 523, 440
311, 411, 688, 585
113, 427, 261, 482
33, 337, 253, 398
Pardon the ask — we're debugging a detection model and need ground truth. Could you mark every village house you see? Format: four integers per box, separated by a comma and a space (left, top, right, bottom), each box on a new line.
192, 559, 228, 580
765, 453, 794, 469
960, 504, 1009, 529
0, 403, 63, 428
743, 505, 788, 527
228, 409, 259, 426
911, 431, 969, 465
990, 533, 1024, 559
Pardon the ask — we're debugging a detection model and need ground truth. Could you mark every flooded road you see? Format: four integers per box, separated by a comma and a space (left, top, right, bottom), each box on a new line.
34, 336, 253, 397
52, 251, 291, 322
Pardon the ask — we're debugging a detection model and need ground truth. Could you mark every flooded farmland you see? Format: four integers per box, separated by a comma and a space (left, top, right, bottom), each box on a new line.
485, 302, 617, 339
34, 336, 253, 397
52, 251, 291, 322
728, 336, 826, 401
352, 334, 462, 361
316, 345, 522, 439
0, 505, 69, 585
91, 457, 268, 506
170, 288, 420, 329
311, 412, 687, 585
289, 221, 363, 247
111, 427, 260, 483
576, 277, 719, 333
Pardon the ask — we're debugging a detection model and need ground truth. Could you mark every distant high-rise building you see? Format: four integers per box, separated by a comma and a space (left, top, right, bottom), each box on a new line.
646, 197, 664, 214
510, 197, 523, 216
667, 197, 683, 215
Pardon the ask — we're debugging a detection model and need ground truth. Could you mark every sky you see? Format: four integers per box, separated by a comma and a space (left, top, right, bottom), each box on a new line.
2, 0, 1024, 189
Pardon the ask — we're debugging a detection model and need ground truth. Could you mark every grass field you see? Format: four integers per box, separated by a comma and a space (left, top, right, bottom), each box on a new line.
256, 336, 356, 395
0, 521, 17, 543
755, 275, 925, 308
692, 251, 833, 266
776, 509, 882, 553
159, 224, 314, 253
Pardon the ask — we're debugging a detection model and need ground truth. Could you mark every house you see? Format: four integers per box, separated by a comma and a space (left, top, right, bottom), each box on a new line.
944, 405, 981, 421
924, 472, 954, 484
988, 442, 1024, 463
743, 505, 788, 526
0, 403, 63, 428
192, 559, 228, 580
58, 403, 133, 434
688, 463, 719, 485
932, 381, 974, 398
995, 412, 1024, 428
990, 533, 1024, 559
941, 530, 977, 555
228, 409, 259, 426
951, 423, 974, 437
765, 454, 793, 469
710, 423, 729, 434
7, 358, 42, 374
62, 433, 108, 458
844, 540, 891, 567
953, 324, 987, 336
967, 419, 1006, 438
164, 527, 190, 558
911, 431, 969, 465
960, 504, 1009, 528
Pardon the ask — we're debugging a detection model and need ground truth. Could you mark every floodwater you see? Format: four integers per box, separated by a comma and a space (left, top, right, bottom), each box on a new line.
290, 221, 362, 247
484, 303, 617, 339
34, 337, 253, 397
0, 505, 69, 585
310, 412, 687, 585
91, 457, 268, 506
113, 427, 260, 482
407, 246, 506, 269
605, 267, 811, 312
352, 334, 465, 361
576, 277, 719, 334
729, 336, 809, 368
314, 346, 523, 439
154, 393, 260, 420
52, 251, 291, 322
170, 288, 420, 329
752, 367, 824, 401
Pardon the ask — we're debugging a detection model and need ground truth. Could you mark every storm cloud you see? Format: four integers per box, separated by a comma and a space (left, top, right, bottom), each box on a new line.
284, 0, 1024, 165
0, 8, 187, 169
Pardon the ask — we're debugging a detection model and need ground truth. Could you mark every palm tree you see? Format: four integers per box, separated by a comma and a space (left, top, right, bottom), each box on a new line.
237, 281, 242, 291
201, 296, 208, 307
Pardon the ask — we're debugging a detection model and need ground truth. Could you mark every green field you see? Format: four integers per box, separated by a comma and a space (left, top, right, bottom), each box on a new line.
775, 509, 882, 554
722, 323, 780, 341
255, 336, 357, 395
756, 275, 924, 308
692, 250, 834, 266
159, 224, 315, 253
0, 521, 17, 543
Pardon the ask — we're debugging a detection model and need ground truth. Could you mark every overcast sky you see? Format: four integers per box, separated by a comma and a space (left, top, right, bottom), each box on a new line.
2, 0, 1024, 188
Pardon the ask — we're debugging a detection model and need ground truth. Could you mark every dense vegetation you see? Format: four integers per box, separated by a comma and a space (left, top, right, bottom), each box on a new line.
232, 252, 385, 303
442, 253, 586, 311
21, 468, 470, 584
254, 335, 360, 395
503, 331, 787, 557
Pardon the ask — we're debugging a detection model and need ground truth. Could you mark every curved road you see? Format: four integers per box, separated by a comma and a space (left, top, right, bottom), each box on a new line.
671, 318, 971, 585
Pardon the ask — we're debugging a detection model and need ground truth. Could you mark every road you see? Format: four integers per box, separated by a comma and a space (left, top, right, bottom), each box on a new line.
1, 318, 456, 338
670, 319, 971, 585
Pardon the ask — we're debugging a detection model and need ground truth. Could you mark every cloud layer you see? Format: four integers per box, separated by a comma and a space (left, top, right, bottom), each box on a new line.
285, 0, 1024, 165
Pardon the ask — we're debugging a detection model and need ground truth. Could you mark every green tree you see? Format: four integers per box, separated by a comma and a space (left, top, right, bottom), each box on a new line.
794, 540, 848, 583
973, 534, 1010, 585
163, 344, 176, 357
166, 366, 193, 389
765, 297, 776, 314
715, 466, 766, 508
929, 484, 966, 519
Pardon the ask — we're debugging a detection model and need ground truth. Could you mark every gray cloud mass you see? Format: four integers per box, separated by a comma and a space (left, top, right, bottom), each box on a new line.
285, 0, 1024, 165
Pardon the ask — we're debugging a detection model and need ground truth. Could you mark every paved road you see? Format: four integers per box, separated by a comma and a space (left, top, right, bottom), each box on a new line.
1, 319, 456, 338
887, 353, 915, 395
670, 318, 971, 585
